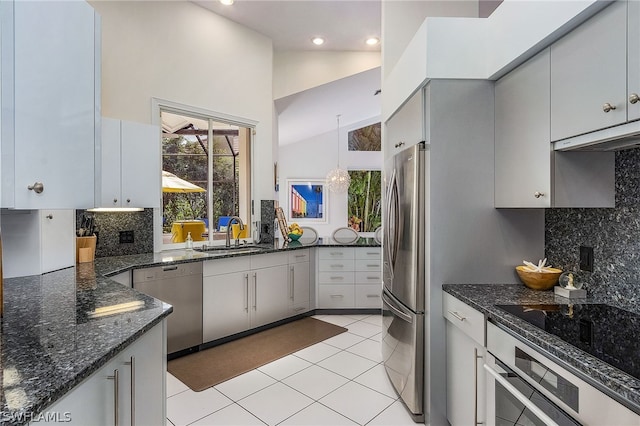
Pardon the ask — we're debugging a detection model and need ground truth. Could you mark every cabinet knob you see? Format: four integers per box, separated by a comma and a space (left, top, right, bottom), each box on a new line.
27, 182, 44, 194
394, 142, 405, 148
602, 102, 616, 113
126, 198, 131, 203
45, 214, 53, 219
534, 191, 545, 199
630, 93, 640, 105
113, 198, 118, 204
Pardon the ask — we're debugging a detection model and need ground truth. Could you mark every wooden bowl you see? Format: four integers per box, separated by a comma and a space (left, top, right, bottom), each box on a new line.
515, 266, 562, 291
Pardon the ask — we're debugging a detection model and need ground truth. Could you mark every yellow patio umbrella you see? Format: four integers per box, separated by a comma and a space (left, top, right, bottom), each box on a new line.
162, 170, 206, 193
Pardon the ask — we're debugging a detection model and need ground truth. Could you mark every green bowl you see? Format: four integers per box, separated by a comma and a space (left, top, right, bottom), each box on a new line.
288, 233, 302, 241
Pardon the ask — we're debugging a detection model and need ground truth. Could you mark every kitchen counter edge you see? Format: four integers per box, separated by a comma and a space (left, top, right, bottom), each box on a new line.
442, 283, 640, 415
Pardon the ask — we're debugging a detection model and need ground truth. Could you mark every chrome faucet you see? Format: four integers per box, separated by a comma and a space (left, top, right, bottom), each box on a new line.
225, 216, 245, 247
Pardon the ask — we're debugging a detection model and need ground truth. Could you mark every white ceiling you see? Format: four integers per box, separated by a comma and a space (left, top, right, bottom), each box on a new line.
192, 0, 381, 51
192, 0, 382, 145
275, 67, 380, 145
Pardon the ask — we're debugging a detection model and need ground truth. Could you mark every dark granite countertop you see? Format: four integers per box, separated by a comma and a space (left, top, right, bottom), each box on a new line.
443, 283, 640, 415
95, 238, 381, 277
0, 264, 172, 425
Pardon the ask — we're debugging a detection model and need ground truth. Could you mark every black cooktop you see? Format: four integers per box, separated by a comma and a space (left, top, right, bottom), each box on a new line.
496, 304, 640, 381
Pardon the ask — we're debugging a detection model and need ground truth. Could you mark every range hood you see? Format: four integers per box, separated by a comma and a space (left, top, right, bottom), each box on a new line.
553, 120, 640, 151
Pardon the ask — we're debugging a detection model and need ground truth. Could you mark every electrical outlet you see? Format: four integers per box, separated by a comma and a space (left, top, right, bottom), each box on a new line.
579, 245, 594, 272
119, 230, 134, 244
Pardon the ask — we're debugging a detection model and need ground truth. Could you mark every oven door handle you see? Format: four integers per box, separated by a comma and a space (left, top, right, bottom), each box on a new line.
483, 363, 560, 426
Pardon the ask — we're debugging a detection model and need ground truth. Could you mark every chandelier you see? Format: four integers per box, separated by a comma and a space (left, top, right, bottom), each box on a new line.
325, 114, 351, 193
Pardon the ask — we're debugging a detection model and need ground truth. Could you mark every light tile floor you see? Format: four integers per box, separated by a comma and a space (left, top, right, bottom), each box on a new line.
166, 314, 422, 426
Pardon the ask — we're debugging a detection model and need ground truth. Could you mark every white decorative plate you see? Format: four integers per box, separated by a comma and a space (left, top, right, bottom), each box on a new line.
299, 227, 319, 244
331, 227, 359, 244
374, 226, 383, 244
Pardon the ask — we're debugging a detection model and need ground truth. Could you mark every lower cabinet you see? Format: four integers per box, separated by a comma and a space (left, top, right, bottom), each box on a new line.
317, 247, 381, 309
44, 320, 166, 425
203, 252, 297, 342
288, 249, 311, 315
443, 293, 486, 426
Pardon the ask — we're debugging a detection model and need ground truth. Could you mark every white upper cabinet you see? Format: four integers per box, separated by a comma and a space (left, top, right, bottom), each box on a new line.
550, 1, 628, 142
0, 0, 100, 209
99, 118, 160, 208
385, 88, 424, 160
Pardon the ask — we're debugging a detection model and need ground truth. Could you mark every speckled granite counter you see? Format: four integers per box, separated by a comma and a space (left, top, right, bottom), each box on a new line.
95, 238, 381, 277
0, 264, 172, 425
443, 283, 640, 415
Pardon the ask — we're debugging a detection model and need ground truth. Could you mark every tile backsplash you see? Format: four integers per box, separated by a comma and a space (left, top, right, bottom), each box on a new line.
76, 209, 153, 257
545, 148, 640, 305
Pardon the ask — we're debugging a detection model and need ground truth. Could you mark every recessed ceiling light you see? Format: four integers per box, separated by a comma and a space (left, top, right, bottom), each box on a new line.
312, 37, 325, 46
219, 0, 234, 5
366, 37, 380, 46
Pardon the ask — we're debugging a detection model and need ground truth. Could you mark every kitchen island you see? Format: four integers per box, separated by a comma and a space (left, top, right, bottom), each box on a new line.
443, 283, 640, 417
0, 264, 172, 425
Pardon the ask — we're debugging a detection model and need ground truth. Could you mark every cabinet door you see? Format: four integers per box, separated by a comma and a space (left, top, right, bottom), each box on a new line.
551, 1, 627, 141
100, 118, 123, 207
121, 121, 160, 208
628, 0, 640, 121
11, 0, 97, 209
289, 262, 310, 314
251, 265, 288, 328
121, 321, 166, 426
40, 210, 75, 274
203, 271, 250, 342
446, 322, 486, 426
495, 49, 551, 208
385, 88, 424, 159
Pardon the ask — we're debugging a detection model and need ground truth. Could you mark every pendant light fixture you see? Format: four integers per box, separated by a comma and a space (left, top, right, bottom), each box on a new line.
325, 114, 351, 193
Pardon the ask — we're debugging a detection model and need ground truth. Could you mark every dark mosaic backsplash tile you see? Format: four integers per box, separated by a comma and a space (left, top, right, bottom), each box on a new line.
76, 209, 153, 258
545, 148, 640, 304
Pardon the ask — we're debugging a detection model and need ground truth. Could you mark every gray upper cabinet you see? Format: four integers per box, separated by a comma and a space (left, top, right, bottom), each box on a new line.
628, 1, 640, 121
495, 48, 615, 208
550, 1, 628, 142
495, 49, 552, 208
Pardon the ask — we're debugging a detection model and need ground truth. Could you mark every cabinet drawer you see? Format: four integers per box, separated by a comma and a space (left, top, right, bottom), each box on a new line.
288, 249, 310, 263
355, 271, 382, 284
203, 257, 250, 276
318, 285, 355, 308
355, 285, 381, 308
250, 252, 288, 269
319, 248, 355, 260
355, 259, 381, 272
318, 271, 355, 284
443, 292, 485, 346
318, 259, 355, 272
355, 248, 381, 260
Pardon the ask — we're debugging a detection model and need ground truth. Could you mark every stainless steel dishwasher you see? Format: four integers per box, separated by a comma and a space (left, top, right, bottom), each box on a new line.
133, 262, 202, 355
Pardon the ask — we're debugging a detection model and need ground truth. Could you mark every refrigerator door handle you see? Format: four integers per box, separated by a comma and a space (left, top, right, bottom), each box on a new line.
382, 292, 413, 324
385, 170, 400, 269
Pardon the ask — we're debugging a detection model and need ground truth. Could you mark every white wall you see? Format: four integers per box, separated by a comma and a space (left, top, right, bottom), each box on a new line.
273, 51, 380, 100
278, 117, 382, 238
90, 0, 275, 211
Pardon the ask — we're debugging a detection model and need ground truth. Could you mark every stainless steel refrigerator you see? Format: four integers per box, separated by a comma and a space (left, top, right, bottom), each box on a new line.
382, 142, 426, 422
381, 80, 545, 424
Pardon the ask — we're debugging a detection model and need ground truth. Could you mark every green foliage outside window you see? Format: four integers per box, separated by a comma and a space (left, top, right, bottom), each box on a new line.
348, 170, 382, 232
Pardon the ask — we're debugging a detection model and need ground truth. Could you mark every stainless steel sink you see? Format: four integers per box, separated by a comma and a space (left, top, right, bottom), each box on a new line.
195, 245, 266, 256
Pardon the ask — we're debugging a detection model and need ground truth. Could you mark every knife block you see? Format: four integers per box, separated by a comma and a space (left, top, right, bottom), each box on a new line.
76, 235, 96, 263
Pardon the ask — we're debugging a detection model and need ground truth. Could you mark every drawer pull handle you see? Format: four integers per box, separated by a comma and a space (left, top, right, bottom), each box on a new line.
295, 254, 305, 258
366, 294, 379, 298
330, 276, 344, 280
366, 264, 379, 267
448, 310, 466, 321
330, 252, 343, 255
366, 252, 378, 255
330, 264, 344, 268
294, 306, 306, 312
330, 294, 344, 298
367, 276, 380, 280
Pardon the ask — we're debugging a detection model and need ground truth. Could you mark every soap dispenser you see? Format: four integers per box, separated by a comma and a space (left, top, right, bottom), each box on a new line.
185, 232, 194, 250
